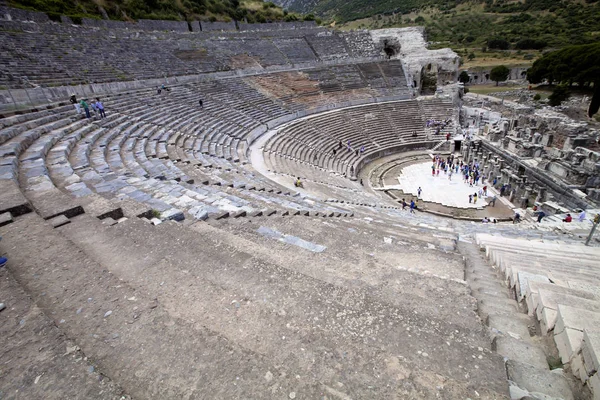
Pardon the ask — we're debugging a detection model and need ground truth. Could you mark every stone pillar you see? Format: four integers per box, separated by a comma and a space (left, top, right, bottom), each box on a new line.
535, 187, 547, 203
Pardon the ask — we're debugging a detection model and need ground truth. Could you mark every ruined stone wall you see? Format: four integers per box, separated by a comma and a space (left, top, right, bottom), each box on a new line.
369, 27, 459, 95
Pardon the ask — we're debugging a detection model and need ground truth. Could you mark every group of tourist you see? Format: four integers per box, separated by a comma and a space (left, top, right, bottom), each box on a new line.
332, 140, 366, 157
426, 119, 453, 136
70, 94, 106, 119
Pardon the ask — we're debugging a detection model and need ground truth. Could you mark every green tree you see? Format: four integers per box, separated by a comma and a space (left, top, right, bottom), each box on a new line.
548, 85, 570, 106
487, 38, 510, 50
490, 65, 510, 86
468, 52, 475, 61
458, 71, 470, 84
527, 43, 600, 117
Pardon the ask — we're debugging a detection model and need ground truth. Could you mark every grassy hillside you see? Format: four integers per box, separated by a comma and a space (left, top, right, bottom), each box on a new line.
338, 0, 600, 68
8, 0, 310, 23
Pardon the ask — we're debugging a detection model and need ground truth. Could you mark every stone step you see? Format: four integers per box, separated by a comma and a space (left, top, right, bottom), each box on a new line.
0, 265, 124, 399
506, 360, 574, 400
47, 213, 508, 398
493, 335, 549, 369
487, 314, 534, 341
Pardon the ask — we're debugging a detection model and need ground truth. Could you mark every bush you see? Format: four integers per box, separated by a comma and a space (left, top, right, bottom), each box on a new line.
488, 38, 510, 50
548, 85, 570, 106
515, 38, 547, 50
533, 93, 541, 100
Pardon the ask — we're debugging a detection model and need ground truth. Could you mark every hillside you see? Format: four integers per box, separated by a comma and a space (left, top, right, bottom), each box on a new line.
274, 0, 600, 67
7, 0, 309, 23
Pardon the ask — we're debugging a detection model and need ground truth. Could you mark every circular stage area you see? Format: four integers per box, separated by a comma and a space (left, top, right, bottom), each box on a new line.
396, 161, 489, 209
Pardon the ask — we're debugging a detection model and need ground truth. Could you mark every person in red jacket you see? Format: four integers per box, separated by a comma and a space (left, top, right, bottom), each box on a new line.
563, 214, 572, 222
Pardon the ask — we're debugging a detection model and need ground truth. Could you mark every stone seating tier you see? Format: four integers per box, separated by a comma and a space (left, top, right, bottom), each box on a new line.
0, 19, 386, 90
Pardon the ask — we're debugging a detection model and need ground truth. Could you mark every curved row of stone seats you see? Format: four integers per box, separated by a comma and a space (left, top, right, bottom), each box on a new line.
241, 60, 410, 110
264, 100, 430, 179
31, 87, 347, 220
474, 233, 600, 399
0, 19, 385, 88
0, 104, 89, 217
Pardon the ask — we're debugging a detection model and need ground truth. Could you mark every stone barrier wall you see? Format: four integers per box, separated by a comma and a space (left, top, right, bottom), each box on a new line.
199, 21, 237, 31
0, 6, 49, 22
81, 18, 133, 29
138, 19, 189, 32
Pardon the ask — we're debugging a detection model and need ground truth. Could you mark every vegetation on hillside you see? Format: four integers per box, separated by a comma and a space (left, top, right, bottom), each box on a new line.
527, 43, 600, 116
8, 0, 310, 23
331, 0, 600, 68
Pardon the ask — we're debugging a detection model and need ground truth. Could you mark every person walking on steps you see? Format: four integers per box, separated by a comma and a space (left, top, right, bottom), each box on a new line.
513, 212, 521, 224
417, 187, 422, 198
95, 98, 106, 119
536, 210, 546, 223
410, 200, 416, 214
70, 94, 81, 115
80, 99, 90, 119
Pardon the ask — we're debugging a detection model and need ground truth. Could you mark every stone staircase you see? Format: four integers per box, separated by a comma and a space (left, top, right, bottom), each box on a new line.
457, 233, 600, 400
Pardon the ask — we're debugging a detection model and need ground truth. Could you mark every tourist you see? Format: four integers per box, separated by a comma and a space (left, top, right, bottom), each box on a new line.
513, 212, 521, 224
410, 200, 416, 213
402, 198, 407, 210
436, 167, 440, 176
199, 99, 203, 109
294, 177, 303, 188
80, 99, 91, 119
483, 185, 487, 196
473, 192, 478, 204
157, 86, 162, 95
536, 210, 546, 223
492, 218, 497, 224
417, 187, 422, 198
431, 164, 436, 176
448, 170, 453, 180
360, 145, 365, 153
446, 133, 450, 142
90, 100, 99, 118
490, 195, 497, 207
563, 214, 572, 222
469, 194, 473, 203
95, 98, 106, 118
70, 94, 81, 114
482, 217, 490, 223
578, 210, 586, 222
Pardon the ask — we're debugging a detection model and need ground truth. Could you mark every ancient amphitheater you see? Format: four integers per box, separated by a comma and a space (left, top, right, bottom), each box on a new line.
1, 6, 599, 400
